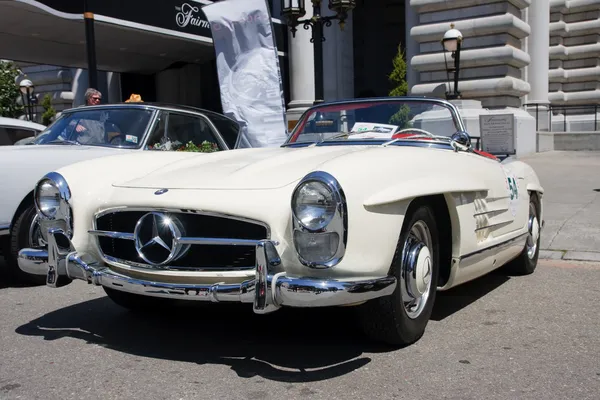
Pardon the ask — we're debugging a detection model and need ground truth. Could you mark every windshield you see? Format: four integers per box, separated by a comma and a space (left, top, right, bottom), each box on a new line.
286, 99, 461, 145
34, 108, 154, 148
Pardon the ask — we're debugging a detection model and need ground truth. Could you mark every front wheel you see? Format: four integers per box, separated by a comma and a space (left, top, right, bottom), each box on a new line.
2, 204, 47, 285
358, 203, 440, 346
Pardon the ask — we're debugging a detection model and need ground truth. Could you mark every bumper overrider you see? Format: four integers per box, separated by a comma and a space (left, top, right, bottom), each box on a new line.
18, 228, 397, 314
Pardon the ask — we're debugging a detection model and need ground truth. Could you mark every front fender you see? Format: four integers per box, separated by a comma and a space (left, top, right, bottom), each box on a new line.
363, 177, 488, 207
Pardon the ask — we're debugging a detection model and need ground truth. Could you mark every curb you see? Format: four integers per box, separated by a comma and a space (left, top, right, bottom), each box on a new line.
540, 249, 600, 263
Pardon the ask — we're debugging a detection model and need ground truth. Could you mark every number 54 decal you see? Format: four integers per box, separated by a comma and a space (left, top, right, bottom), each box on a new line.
507, 176, 519, 200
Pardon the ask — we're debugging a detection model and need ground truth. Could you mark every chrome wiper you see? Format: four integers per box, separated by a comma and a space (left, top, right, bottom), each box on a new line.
320, 130, 389, 142
46, 139, 82, 146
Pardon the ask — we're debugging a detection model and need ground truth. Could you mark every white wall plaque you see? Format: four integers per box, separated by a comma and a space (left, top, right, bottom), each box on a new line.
479, 114, 515, 154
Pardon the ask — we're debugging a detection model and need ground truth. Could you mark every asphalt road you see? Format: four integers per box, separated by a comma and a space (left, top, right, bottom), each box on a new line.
1, 258, 598, 400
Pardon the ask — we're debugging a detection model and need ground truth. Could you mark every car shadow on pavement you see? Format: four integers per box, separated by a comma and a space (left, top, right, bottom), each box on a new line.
15, 298, 384, 383
431, 271, 510, 321
14, 272, 510, 382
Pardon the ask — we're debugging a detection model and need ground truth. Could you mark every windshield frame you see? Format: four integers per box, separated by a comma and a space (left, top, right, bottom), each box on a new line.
283, 97, 466, 147
35, 104, 159, 149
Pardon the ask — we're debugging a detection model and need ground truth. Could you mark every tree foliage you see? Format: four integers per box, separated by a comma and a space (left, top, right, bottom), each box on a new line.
0, 61, 24, 118
388, 44, 412, 128
388, 44, 408, 97
41, 94, 57, 126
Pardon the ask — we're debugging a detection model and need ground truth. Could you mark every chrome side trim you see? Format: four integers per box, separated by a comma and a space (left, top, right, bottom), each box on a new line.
474, 220, 513, 232
0, 224, 9, 235
460, 232, 528, 261
473, 208, 509, 217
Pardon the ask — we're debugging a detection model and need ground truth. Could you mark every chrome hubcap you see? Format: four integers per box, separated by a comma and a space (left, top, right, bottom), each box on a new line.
526, 203, 540, 259
401, 220, 433, 319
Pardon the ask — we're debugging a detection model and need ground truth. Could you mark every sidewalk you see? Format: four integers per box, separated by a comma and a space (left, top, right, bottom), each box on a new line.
518, 151, 600, 262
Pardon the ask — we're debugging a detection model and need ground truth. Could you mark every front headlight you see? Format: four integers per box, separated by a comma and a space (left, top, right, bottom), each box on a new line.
292, 180, 337, 231
291, 171, 347, 268
34, 172, 72, 220
35, 179, 61, 218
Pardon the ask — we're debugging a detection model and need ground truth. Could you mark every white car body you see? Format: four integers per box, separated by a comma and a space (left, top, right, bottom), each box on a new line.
18, 97, 544, 345
0, 116, 46, 146
1, 103, 240, 283
0, 145, 122, 235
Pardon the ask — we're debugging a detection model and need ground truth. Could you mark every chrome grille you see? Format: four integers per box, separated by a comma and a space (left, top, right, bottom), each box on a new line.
91, 209, 269, 271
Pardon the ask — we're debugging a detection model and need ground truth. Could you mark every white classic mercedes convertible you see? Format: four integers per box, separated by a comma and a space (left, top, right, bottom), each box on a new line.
18, 97, 544, 345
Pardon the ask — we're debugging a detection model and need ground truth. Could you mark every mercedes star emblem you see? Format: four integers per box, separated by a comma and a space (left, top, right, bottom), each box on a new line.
134, 212, 189, 266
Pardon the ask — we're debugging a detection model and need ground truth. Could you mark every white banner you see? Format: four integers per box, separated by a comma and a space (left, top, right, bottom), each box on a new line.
202, 0, 288, 148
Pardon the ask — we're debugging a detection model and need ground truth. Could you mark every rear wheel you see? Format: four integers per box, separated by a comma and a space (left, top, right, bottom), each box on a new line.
502, 195, 540, 275
358, 202, 440, 346
3, 204, 47, 285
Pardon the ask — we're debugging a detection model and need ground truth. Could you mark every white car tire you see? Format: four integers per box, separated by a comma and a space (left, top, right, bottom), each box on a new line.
3, 204, 47, 285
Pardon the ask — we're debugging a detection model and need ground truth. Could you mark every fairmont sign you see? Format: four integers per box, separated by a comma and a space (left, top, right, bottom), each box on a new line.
175, 3, 211, 29
35, 0, 212, 37
32, 0, 287, 51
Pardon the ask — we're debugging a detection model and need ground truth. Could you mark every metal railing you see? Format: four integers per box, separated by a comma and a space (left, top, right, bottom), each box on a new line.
524, 103, 599, 132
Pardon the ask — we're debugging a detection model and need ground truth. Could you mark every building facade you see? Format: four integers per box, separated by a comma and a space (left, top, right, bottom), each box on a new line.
3, 0, 599, 151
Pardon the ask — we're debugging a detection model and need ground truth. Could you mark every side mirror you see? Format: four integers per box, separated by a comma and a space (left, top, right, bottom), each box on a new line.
451, 130, 471, 148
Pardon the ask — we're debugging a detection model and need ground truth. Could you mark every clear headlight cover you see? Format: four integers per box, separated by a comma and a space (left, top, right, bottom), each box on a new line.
292, 181, 337, 231
35, 179, 61, 218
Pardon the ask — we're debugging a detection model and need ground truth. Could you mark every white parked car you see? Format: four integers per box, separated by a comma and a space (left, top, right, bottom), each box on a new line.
0, 103, 241, 284
0, 116, 46, 145
18, 97, 544, 345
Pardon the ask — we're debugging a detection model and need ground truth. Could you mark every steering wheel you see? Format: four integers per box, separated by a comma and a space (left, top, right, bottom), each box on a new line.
393, 128, 434, 137
109, 134, 126, 146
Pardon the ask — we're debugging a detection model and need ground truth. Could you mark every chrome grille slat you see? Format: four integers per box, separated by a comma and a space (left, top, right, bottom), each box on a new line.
175, 237, 262, 246
89, 230, 135, 240
92, 208, 269, 271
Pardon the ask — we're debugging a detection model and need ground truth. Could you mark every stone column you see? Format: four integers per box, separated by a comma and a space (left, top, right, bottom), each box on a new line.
527, 0, 550, 104
405, 0, 420, 93
286, 6, 315, 131
106, 72, 122, 104
323, 8, 354, 101
526, 0, 550, 132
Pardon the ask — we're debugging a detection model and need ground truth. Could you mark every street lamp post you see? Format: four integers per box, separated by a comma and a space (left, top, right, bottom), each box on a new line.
441, 24, 463, 100
19, 79, 35, 121
84, 0, 98, 89
281, 0, 356, 105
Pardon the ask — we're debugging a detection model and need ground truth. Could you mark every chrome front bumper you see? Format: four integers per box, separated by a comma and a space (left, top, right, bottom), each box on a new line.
18, 228, 397, 314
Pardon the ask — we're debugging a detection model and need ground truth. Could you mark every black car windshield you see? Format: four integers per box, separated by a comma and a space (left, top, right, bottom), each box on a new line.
285, 99, 460, 145
35, 108, 154, 148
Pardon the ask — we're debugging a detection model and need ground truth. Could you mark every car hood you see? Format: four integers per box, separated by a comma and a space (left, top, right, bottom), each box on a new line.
113, 146, 368, 190
0, 144, 124, 157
